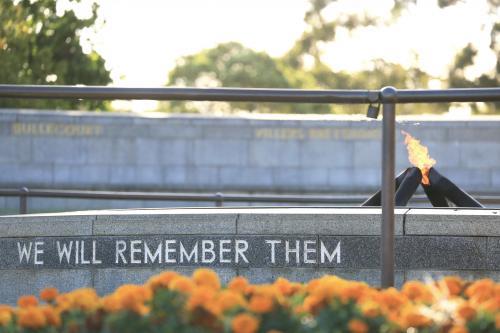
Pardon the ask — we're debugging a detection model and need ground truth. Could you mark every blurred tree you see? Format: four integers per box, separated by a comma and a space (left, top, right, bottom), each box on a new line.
282, 0, 497, 114
393, 0, 499, 113
164, 42, 315, 113
165, 0, 497, 114
283, 0, 431, 90
0, 0, 111, 110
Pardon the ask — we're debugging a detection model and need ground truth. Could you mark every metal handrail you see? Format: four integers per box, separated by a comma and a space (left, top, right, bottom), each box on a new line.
1, 84, 500, 103
2, 188, 500, 214
2, 84, 500, 289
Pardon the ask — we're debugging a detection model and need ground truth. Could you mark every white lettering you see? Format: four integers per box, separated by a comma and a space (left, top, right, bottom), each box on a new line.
92, 240, 102, 264
130, 240, 142, 264
219, 239, 231, 263
165, 240, 176, 263
202, 240, 215, 263
34, 241, 44, 265
144, 242, 162, 264
303, 240, 317, 264
235, 240, 249, 264
80, 241, 90, 264
265, 240, 281, 264
57, 241, 73, 264
75, 240, 79, 264
17, 242, 32, 264
115, 240, 127, 264
180, 241, 198, 263
285, 240, 300, 264
321, 241, 341, 264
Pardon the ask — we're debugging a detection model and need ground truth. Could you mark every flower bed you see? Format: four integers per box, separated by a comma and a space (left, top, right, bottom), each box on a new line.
0, 270, 498, 333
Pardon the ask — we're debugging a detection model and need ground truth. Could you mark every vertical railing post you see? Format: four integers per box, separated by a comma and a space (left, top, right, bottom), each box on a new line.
215, 192, 224, 207
380, 87, 397, 288
19, 187, 29, 214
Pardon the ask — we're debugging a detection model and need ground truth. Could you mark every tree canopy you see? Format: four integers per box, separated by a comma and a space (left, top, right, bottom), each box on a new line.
166, 0, 498, 114
0, 0, 111, 110
166, 42, 292, 113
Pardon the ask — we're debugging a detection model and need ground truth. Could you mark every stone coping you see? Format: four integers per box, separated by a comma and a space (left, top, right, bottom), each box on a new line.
1, 207, 499, 237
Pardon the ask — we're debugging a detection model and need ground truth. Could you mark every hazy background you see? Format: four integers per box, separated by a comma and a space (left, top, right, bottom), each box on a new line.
1, 0, 498, 114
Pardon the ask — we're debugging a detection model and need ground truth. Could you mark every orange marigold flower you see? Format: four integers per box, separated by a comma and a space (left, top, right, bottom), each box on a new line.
18, 307, 47, 329
449, 325, 469, 333
376, 288, 407, 312
0, 306, 12, 326
249, 294, 274, 313
310, 276, 345, 300
302, 294, 324, 314
67, 288, 100, 311
170, 276, 195, 293
403, 309, 431, 328
495, 313, 500, 330
465, 279, 494, 302
186, 286, 217, 312
101, 295, 122, 313
339, 282, 368, 303
228, 276, 249, 293
480, 295, 500, 312
402, 281, 433, 303
41, 306, 61, 327
18, 295, 38, 308
54, 294, 72, 313
347, 319, 368, 333
306, 279, 320, 293
360, 300, 380, 318
217, 290, 246, 312
232, 313, 259, 333
193, 268, 221, 290
40, 287, 59, 303
273, 277, 296, 296
457, 303, 476, 321
147, 271, 180, 290
442, 276, 464, 296
114, 284, 152, 315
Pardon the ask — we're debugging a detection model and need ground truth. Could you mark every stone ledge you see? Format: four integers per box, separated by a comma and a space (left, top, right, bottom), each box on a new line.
404, 208, 500, 236
237, 207, 408, 235
93, 208, 239, 235
0, 212, 95, 237
4, 207, 500, 237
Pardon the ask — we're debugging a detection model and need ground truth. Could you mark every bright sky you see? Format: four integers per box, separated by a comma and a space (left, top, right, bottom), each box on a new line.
75, 0, 498, 111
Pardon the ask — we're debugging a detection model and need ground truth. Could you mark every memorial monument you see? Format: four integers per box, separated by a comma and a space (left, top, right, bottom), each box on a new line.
0, 207, 499, 304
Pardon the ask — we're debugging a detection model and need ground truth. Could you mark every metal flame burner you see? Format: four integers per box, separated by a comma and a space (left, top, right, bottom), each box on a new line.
362, 167, 483, 208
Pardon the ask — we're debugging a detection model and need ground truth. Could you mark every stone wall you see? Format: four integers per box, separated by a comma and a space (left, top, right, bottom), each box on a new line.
0, 207, 498, 303
1, 109, 500, 212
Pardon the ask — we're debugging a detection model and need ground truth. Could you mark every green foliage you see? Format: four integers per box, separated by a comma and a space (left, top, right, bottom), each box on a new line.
466, 311, 498, 333
164, 42, 298, 113
448, 43, 499, 113
147, 289, 192, 333
0, 0, 111, 110
313, 299, 392, 333
165, 0, 498, 115
256, 306, 303, 333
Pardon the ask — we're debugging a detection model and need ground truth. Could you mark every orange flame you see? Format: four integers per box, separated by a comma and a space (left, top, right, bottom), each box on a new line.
401, 130, 436, 185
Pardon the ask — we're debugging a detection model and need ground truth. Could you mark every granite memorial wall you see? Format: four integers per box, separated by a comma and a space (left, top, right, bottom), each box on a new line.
1, 109, 500, 212
0, 207, 498, 303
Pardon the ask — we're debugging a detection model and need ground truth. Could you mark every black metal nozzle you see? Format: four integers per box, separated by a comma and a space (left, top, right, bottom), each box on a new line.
361, 168, 409, 206
427, 167, 483, 208
395, 167, 421, 206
